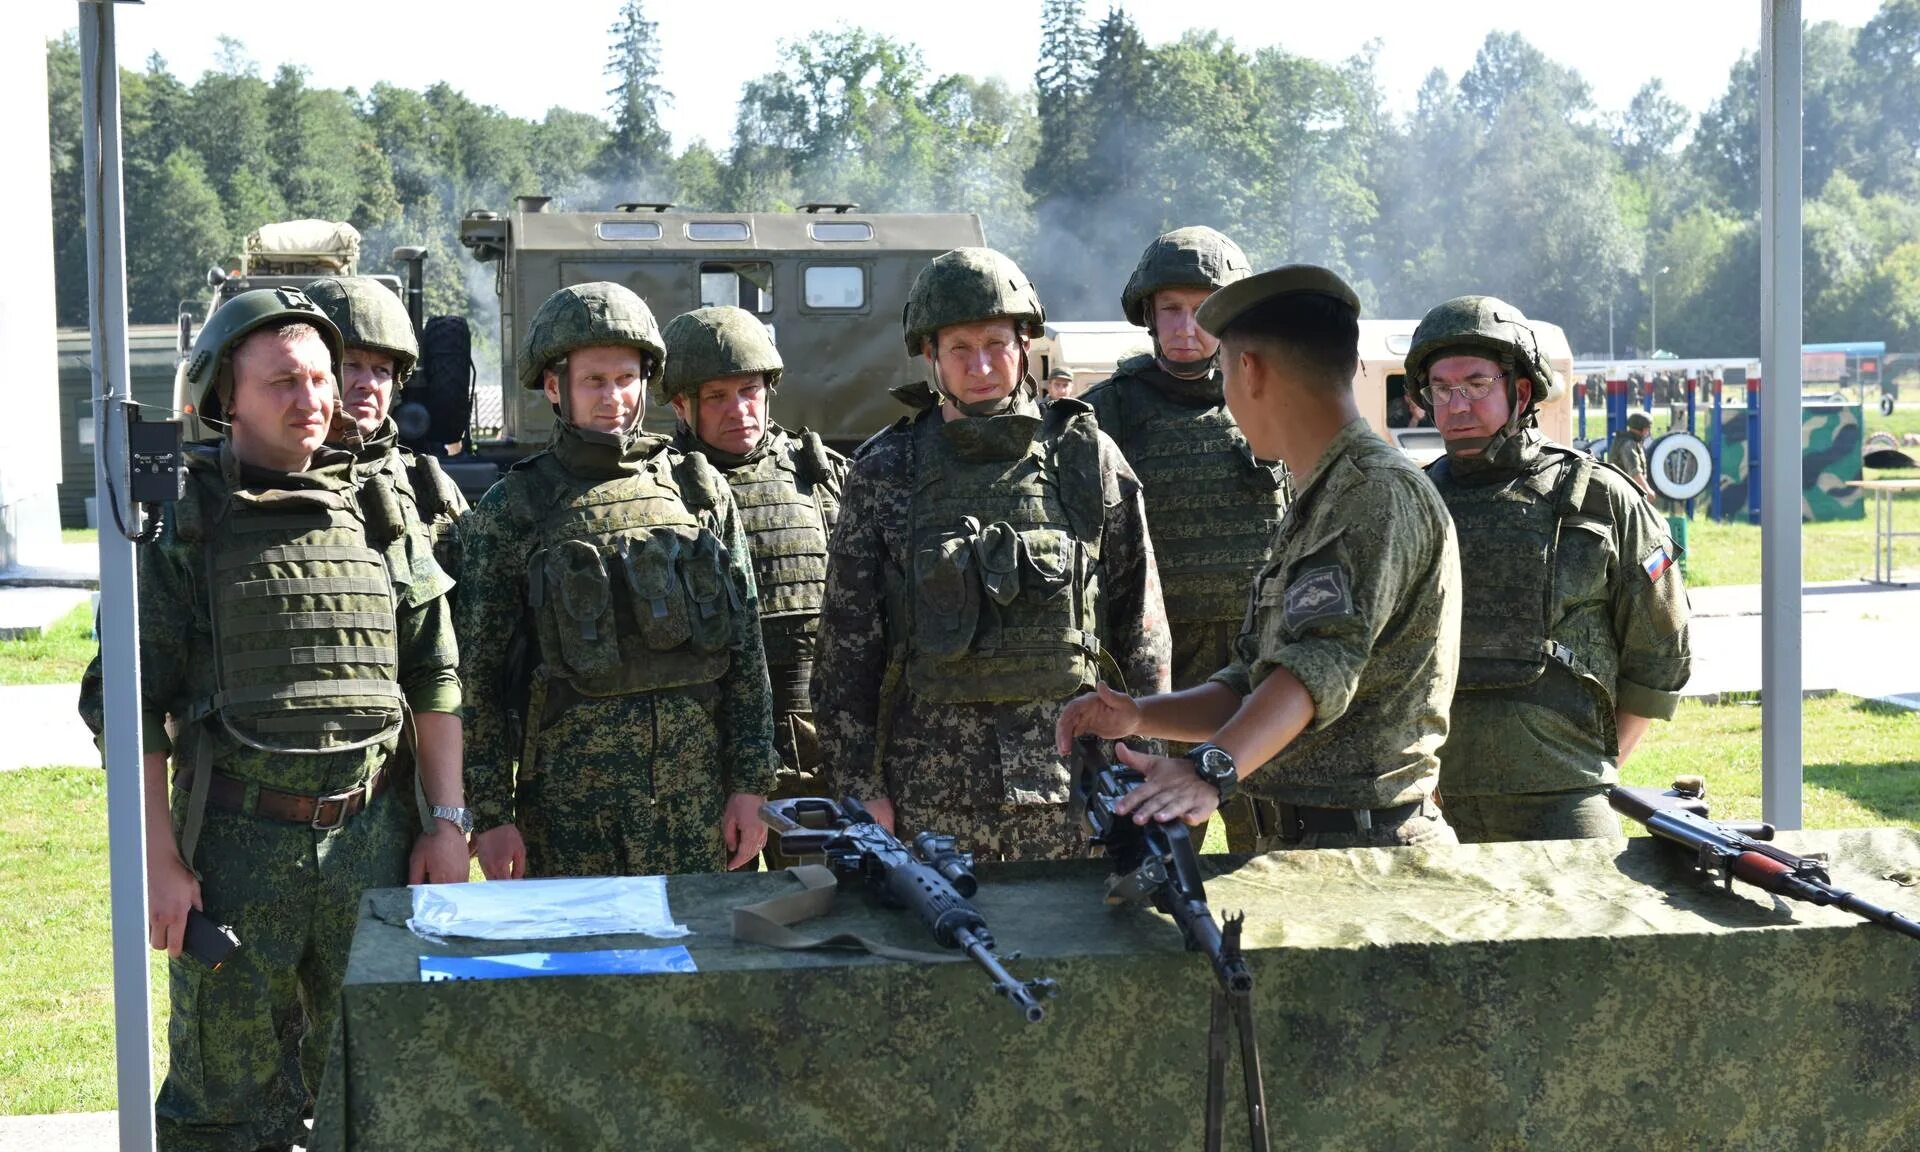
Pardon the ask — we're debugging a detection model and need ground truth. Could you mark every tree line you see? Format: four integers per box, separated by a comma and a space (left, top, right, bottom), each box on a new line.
44, 0, 1920, 358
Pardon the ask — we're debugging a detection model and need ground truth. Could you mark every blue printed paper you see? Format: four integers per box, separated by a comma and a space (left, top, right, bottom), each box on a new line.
420, 945, 697, 982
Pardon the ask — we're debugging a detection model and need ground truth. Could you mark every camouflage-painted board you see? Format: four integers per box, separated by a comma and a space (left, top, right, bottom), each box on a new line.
312, 830, 1920, 1150
1714, 402, 1865, 522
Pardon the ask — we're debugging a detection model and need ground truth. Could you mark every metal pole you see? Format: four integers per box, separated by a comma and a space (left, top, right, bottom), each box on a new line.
80, 3, 156, 1148
1759, 0, 1804, 829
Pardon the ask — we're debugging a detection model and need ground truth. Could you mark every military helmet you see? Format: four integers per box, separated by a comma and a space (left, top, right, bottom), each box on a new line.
657, 306, 783, 405
1627, 412, 1653, 431
902, 247, 1045, 356
1121, 226, 1251, 327
516, 281, 665, 392
183, 287, 344, 426
303, 276, 418, 382
1407, 295, 1564, 407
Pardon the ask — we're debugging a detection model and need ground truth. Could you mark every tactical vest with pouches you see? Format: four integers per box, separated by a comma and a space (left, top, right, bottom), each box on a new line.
1095, 358, 1289, 624
524, 447, 738, 698
721, 428, 839, 668
178, 446, 410, 758
903, 403, 1106, 704
1429, 446, 1619, 736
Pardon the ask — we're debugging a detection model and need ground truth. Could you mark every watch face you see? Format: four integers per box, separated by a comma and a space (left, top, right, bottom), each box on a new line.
1198, 747, 1234, 782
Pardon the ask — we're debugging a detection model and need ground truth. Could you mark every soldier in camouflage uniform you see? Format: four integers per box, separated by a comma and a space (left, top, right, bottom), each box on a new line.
78, 288, 469, 1152
1082, 226, 1288, 854
460, 283, 775, 880
1609, 411, 1657, 500
1058, 265, 1460, 850
307, 275, 468, 578
661, 305, 849, 867
815, 248, 1170, 861
1415, 297, 1692, 842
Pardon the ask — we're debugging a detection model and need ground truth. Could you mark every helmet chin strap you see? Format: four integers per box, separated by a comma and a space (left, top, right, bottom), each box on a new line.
931, 352, 1024, 418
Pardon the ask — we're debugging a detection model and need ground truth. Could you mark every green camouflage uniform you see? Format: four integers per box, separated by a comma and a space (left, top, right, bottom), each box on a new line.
342, 417, 468, 580
1609, 428, 1651, 490
1210, 418, 1461, 850
816, 384, 1171, 861
460, 283, 777, 878
1433, 433, 1692, 841
78, 441, 459, 1152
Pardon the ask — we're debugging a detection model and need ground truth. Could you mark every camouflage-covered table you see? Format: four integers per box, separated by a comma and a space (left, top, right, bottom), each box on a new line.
313, 831, 1920, 1151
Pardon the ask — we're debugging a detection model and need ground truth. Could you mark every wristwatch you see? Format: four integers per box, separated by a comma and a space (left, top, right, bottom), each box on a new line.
1187, 743, 1238, 802
430, 805, 475, 835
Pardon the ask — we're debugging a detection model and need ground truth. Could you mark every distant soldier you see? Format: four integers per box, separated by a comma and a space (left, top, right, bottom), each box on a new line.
1059, 265, 1460, 851
815, 247, 1170, 861
306, 275, 468, 577
1082, 226, 1287, 853
1413, 296, 1692, 842
1045, 365, 1077, 403
79, 288, 469, 1151
1610, 411, 1656, 500
661, 306, 849, 865
460, 282, 773, 880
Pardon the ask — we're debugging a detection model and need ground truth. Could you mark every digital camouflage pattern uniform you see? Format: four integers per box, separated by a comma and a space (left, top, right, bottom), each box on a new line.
77, 289, 459, 1152
307, 275, 469, 579
1193, 266, 1460, 852
661, 305, 849, 867
1083, 227, 1286, 854
816, 248, 1171, 862
460, 283, 777, 878
1609, 414, 1653, 495
1411, 298, 1692, 843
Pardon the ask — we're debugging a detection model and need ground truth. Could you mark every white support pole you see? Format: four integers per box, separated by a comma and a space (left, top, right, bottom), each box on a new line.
1759, 0, 1804, 829
79, 2, 157, 1148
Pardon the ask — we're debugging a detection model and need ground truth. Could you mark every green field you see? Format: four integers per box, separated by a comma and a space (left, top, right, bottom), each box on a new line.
2, 693, 1914, 1115
0, 604, 97, 687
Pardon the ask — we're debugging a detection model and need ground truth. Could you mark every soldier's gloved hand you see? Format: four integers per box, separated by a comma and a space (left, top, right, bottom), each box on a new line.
723, 793, 769, 870
1109, 743, 1220, 828
410, 821, 470, 885
475, 823, 528, 881
1055, 682, 1143, 755
147, 848, 201, 957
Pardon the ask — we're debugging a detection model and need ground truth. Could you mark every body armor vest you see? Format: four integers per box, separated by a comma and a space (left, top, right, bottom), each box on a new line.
1429, 448, 1615, 720
904, 407, 1105, 704
1098, 359, 1288, 623
524, 449, 737, 699
183, 452, 407, 755
712, 429, 838, 668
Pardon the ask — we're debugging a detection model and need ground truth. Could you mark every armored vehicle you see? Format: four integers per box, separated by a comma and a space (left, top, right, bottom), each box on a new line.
458, 199, 985, 468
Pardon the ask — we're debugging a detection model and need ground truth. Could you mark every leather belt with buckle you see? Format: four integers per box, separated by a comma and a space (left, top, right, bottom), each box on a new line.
183, 766, 390, 830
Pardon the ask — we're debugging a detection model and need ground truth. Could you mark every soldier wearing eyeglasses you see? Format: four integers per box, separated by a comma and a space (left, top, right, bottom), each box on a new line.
1413, 296, 1692, 844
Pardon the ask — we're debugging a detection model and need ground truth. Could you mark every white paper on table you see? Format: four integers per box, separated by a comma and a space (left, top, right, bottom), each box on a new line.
407, 875, 691, 941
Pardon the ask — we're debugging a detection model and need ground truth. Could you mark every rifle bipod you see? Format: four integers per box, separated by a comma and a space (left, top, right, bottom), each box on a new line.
1202, 913, 1269, 1152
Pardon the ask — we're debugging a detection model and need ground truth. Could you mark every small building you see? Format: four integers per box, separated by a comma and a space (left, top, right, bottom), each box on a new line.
55, 324, 181, 529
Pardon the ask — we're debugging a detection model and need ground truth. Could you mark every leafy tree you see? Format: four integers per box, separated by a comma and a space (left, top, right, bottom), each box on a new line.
1029, 0, 1096, 202
599, 0, 672, 194
125, 147, 228, 323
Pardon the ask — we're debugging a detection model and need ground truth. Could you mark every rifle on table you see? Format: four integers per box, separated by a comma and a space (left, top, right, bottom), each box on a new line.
759, 796, 1057, 1022
1610, 777, 1920, 942
1074, 737, 1269, 1152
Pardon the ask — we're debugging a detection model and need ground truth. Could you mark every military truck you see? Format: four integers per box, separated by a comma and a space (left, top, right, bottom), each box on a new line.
173, 219, 472, 455
457, 198, 986, 475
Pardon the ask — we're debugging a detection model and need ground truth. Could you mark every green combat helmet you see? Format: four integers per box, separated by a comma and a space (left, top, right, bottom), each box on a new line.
1120, 226, 1251, 327
902, 247, 1045, 416
1408, 295, 1564, 463
657, 305, 783, 406
304, 276, 418, 382
181, 287, 344, 429
517, 281, 666, 436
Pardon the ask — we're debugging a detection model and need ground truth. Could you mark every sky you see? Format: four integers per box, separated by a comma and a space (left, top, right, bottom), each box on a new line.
29, 0, 1888, 148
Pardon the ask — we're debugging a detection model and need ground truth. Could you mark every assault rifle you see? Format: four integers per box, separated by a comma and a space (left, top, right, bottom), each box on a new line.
1610, 778, 1920, 942
1074, 737, 1269, 1152
759, 796, 1057, 1022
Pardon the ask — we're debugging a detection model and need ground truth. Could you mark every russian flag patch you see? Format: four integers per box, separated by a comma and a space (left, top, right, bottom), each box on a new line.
1641, 543, 1673, 583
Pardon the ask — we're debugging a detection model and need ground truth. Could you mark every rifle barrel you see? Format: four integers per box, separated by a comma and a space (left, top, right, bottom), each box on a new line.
955, 926, 1048, 1024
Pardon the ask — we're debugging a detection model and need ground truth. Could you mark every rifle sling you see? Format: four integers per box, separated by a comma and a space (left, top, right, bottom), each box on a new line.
729, 865, 963, 966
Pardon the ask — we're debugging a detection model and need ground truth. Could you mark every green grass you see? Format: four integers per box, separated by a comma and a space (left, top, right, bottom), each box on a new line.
0, 768, 168, 1114
60, 529, 97, 546
4, 691, 1913, 1113
0, 604, 98, 686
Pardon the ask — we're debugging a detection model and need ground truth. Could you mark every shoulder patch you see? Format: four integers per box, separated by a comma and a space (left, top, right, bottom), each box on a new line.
1284, 564, 1354, 631
1640, 541, 1675, 584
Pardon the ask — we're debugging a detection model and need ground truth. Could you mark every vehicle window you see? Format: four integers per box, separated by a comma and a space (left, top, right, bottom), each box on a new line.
700, 262, 774, 313
596, 221, 663, 241
686, 221, 752, 242
804, 266, 865, 309
808, 221, 874, 242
